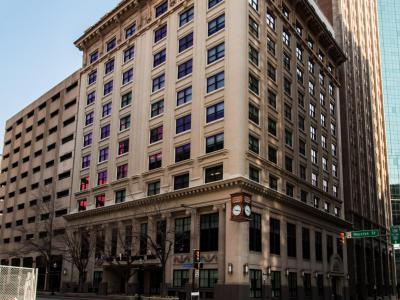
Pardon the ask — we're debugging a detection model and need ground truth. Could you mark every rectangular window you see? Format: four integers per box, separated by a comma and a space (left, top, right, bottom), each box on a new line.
270, 218, 280, 255
152, 74, 165, 92
124, 46, 135, 62
149, 152, 162, 170
122, 68, 134, 84
200, 269, 218, 288
153, 49, 166, 67
249, 165, 260, 182
208, 14, 225, 36
179, 7, 194, 27
268, 118, 277, 136
268, 146, 277, 163
249, 103, 259, 124
206, 102, 224, 123
85, 112, 94, 126
315, 231, 323, 262
150, 126, 163, 143
287, 223, 296, 257
173, 270, 189, 287
208, 0, 223, 9
148, 181, 161, 196
200, 213, 219, 251
177, 59, 193, 79
174, 173, 189, 190
115, 189, 126, 203
175, 143, 191, 162
100, 124, 111, 139
97, 171, 107, 185
88, 71, 97, 85
249, 213, 261, 252
175, 217, 191, 253
120, 115, 131, 131
302, 227, 310, 259
95, 194, 105, 208
105, 59, 114, 74
249, 17, 259, 37
155, 1, 168, 17
249, 135, 259, 154
206, 133, 224, 153
154, 24, 167, 43
207, 71, 224, 93
266, 10, 275, 30
179, 32, 193, 52
151, 99, 164, 117
106, 37, 116, 52
125, 23, 136, 39
208, 42, 225, 64
99, 147, 109, 162
267, 63, 276, 81
104, 80, 113, 95
117, 164, 128, 179
177, 86, 192, 106
90, 50, 98, 64
118, 139, 129, 155
249, 0, 258, 10
317, 274, 324, 297
205, 164, 223, 183
176, 115, 191, 133
249, 45, 259, 65
288, 272, 297, 298
87, 91, 96, 105
271, 271, 281, 297
102, 102, 112, 118
121, 92, 132, 108
249, 73, 260, 94
304, 273, 312, 297
250, 269, 262, 298
82, 155, 91, 169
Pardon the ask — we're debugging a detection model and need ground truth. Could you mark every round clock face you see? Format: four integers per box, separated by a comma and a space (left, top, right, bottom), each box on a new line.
232, 205, 242, 216
244, 205, 252, 217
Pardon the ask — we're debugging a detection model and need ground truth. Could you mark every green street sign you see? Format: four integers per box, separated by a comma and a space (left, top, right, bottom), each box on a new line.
346, 229, 380, 239
390, 225, 400, 244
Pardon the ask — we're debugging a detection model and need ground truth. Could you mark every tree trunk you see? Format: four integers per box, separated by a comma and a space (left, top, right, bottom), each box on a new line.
161, 264, 167, 297
78, 271, 86, 293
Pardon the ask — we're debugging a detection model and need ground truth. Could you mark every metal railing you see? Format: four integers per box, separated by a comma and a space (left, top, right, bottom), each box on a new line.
0, 265, 38, 300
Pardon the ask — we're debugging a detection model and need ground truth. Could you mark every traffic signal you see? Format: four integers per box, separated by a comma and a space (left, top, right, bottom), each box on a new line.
193, 249, 201, 269
339, 232, 345, 244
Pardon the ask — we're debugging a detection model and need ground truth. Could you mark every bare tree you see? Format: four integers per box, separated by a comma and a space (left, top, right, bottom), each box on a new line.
13, 186, 63, 291
62, 227, 96, 292
99, 203, 178, 297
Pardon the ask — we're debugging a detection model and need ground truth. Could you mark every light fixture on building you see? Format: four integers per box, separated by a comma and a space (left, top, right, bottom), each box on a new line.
301, 271, 305, 278
346, 273, 350, 281
243, 263, 249, 275
228, 263, 233, 274
285, 269, 289, 277
314, 271, 319, 279
327, 272, 331, 279
266, 266, 272, 277
63, 269, 67, 276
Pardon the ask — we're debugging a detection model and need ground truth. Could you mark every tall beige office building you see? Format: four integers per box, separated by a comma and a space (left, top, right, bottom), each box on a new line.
64, 0, 350, 299
318, 0, 395, 298
0, 71, 80, 291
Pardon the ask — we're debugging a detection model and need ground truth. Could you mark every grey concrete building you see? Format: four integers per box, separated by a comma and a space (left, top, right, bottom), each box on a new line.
0, 71, 80, 291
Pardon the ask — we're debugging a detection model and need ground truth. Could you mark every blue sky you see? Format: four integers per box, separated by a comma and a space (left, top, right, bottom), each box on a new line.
0, 0, 121, 152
